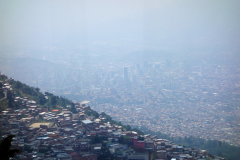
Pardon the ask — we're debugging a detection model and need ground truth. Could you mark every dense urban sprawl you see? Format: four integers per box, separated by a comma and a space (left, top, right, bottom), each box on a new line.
0, 79, 226, 160
1, 58, 240, 147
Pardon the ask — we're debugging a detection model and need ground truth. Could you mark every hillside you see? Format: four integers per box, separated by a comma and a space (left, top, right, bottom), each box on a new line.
0, 73, 239, 160
0, 74, 76, 112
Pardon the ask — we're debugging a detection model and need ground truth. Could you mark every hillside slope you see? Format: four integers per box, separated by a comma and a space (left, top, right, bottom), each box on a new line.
0, 73, 239, 160
0, 74, 76, 112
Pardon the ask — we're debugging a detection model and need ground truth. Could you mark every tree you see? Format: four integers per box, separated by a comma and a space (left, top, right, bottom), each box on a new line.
90, 135, 107, 144
0, 90, 4, 99
7, 91, 14, 108
92, 110, 99, 118
39, 94, 47, 105
0, 135, 21, 160
118, 136, 130, 144
70, 102, 77, 113
125, 125, 132, 131
51, 96, 57, 106
15, 81, 23, 89
98, 143, 113, 160
36, 87, 40, 92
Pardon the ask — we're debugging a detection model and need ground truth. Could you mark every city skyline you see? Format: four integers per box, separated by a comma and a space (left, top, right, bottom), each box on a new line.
0, 0, 240, 159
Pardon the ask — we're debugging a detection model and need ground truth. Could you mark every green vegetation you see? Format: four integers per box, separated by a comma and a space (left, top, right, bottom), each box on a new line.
140, 126, 240, 160
0, 90, 18, 111
0, 74, 76, 112
118, 135, 130, 144
177, 137, 240, 160
85, 107, 99, 118
0, 98, 9, 112
98, 143, 114, 160
0, 90, 4, 100
1, 74, 240, 159
90, 135, 107, 144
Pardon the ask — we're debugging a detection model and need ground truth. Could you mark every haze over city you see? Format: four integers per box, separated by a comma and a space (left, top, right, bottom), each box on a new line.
1, 0, 240, 155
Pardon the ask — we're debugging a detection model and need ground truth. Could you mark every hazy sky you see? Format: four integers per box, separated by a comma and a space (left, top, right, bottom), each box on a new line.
0, 0, 240, 56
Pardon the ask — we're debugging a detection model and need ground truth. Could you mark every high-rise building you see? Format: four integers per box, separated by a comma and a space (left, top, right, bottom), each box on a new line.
123, 66, 128, 80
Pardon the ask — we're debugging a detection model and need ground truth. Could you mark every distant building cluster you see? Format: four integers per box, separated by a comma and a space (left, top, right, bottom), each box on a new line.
1, 99, 223, 160
1, 58, 240, 147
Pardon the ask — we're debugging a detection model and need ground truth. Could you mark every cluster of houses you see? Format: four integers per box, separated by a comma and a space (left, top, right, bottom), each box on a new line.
0, 101, 226, 160
0, 78, 226, 160
0, 81, 11, 101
